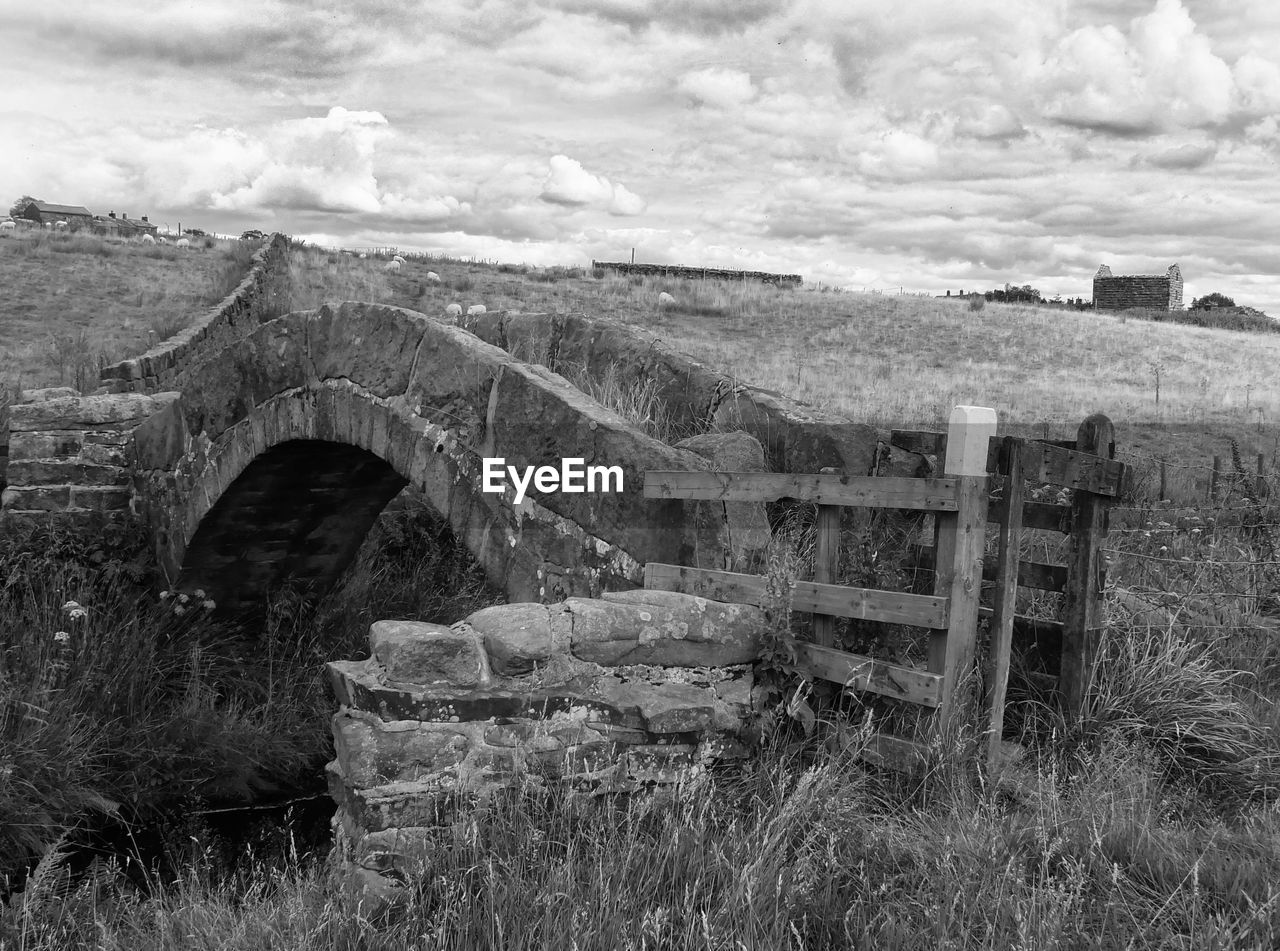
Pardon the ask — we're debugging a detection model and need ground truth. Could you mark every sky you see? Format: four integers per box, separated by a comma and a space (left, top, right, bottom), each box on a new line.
2, 0, 1279, 311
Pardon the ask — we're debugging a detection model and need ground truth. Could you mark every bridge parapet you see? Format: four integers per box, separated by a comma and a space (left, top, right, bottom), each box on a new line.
99, 233, 290, 394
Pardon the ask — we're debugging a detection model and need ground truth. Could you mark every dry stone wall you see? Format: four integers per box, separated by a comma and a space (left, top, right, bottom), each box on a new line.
99, 233, 290, 394
592, 260, 802, 287
0, 391, 180, 534
327, 588, 762, 903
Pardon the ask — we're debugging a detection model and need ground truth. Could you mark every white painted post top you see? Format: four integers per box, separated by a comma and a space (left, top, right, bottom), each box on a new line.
944, 405, 998, 476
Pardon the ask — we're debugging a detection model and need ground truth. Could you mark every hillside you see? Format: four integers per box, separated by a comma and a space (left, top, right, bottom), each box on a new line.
0, 230, 247, 392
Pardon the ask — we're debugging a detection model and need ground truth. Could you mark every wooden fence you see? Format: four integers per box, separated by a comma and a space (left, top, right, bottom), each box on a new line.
644, 408, 1126, 771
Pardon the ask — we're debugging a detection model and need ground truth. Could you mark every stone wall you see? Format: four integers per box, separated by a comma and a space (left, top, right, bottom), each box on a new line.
592, 260, 802, 287
0, 391, 179, 534
1092, 264, 1184, 311
454, 310, 930, 480
327, 588, 762, 902
98, 233, 291, 394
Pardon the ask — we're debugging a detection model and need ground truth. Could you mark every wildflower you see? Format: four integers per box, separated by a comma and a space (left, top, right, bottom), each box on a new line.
194, 589, 207, 599
53, 631, 70, 644
160, 590, 171, 600
178, 593, 190, 605
174, 605, 186, 616
62, 600, 88, 621
202, 599, 216, 610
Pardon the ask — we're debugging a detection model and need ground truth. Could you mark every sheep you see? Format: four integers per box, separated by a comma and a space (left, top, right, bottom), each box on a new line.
393, 255, 406, 265
43, 221, 53, 229
445, 303, 463, 318
176, 238, 190, 249
359, 253, 367, 259
425, 271, 441, 284
658, 292, 676, 308
141, 234, 156, 245
0, 220, 14, 233
467, 304, 486, 316
54, 220, 69, 231
158, 237, 169, 244
383, 260, 401, 272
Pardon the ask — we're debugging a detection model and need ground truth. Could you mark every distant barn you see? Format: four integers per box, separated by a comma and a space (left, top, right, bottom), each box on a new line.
1093, 264, 1184, 311
20, 201, 93, 231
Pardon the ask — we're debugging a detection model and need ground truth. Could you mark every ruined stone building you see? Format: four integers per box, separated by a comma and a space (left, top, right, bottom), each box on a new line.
1092, 264, 1184, 311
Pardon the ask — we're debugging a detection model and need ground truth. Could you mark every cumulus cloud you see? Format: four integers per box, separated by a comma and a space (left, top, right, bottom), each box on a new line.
850, 130, 940, 179
539, 155, 645, 215
677, 67, 755, 108
1038, 0, 1237, 133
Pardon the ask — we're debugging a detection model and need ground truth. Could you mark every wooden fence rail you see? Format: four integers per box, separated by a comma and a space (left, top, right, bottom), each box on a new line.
645, 408, 1124, 773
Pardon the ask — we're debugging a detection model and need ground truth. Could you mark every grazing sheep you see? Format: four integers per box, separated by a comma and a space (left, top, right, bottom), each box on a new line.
425, 271, 441, 284
658, 292, 676, 307
445, 303, 463, 318
384, 260, 401, 272
393, 255, 406, 265
141, 234, 156, 245
54, 220, 69, 230
467, 304, 486, 316
158, 237, 169, 244
0, 220, 14, 233
176, 238, 190, 249
43, 221, 53, 229
359, 253, 367, 259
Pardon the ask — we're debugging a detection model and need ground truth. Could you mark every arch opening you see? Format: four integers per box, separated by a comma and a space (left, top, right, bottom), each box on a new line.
179, 439, 408, 614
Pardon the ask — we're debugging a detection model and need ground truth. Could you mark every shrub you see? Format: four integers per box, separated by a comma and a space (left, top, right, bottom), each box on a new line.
967, 294, 985, 312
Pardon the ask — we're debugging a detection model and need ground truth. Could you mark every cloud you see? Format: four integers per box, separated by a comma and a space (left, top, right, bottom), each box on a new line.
677, 67, 755, 108
552, 0, 784, 35
1143, 140, 1217, 168
539, 155, 646, 215
850, 129, 940, 179
1038, 0, 1237, 133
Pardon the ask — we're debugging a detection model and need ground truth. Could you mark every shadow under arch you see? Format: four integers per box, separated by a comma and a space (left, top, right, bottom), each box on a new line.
177, 439, 407, 614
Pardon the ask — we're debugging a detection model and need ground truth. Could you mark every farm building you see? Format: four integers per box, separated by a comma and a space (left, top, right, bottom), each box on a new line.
91, 211, 159, 239
1093, 264, 1184, 311
19, 201, 93, 230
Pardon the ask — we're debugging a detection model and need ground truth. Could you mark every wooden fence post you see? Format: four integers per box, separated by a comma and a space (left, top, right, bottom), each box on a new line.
930, 406, 996, 730
812, 467, 841, 647
1059, 414, 1115, 724
1258, 453, 1267, 499
985, 436, 1023, 769
1210, 455, 1221, 502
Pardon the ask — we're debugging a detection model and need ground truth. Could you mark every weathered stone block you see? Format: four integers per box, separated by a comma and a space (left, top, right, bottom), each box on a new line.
332, 713, 471, 786
369, 620, 485, 686
569, 595, 764, 667
132, 393, 187, 470
69, 486, 133, 511
467, 603, 553, 675
5, 461, 130, 486
7, 432, 84, 461
674, 431, 772, 567
1, 486, 71, 510
311, 302, 427, 398
18, 387, 79, 403
10, 393, 175, 431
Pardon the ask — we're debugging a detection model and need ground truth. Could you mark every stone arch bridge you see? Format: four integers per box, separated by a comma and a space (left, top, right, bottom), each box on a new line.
1, 301, 744, 614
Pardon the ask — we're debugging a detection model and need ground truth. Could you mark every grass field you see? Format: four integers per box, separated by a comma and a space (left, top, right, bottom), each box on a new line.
0, 230, 248, 394
4, 239, 1280, 949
